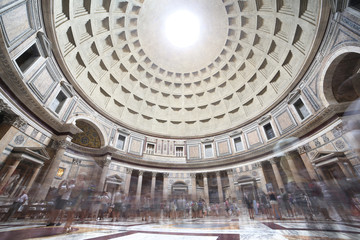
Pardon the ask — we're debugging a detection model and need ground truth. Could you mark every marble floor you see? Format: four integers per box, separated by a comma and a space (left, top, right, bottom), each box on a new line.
1, 215, 360, 240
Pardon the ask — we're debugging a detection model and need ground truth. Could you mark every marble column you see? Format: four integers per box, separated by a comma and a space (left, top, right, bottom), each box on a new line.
337, 161, 353, 179
150, 172, 157, 201
284, 152, 307, 187
0, 158, 22, 193
190, 173, 197, 201
135, 171, 144, 205
163, 173, 169, 201
97, 155, 112, 192
258, 163, 268, 193
68, 158, 81, 180
216, 171, 224, 203
313, 166, 329, 184
0, 115, 27, 163
203, 173, 210, 205
37, 136, 71, 200
269, 159, 285, 190
226, 170, 236, 201
10, 165, 30, 197
25, 165, 41, 193
124, 168, 133, 197
344, 161, 358, 177
298, 149, 318, 180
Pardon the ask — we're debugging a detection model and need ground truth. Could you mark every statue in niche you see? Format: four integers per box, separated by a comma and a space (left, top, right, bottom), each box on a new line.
279, 156, 295, 183
1, 170, 20, 196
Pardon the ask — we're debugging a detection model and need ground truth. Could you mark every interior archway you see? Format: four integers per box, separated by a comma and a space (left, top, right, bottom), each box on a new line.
72, 120, 103, 148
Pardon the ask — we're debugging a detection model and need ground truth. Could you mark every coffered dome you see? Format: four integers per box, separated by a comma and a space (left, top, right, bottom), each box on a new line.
50, 0, 327, 137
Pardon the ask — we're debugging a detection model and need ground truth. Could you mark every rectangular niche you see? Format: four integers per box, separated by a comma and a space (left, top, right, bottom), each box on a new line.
49, 91, 67, 114
0, 1, 36, 48
15, 43, 40, 73
116, 134, 126, 150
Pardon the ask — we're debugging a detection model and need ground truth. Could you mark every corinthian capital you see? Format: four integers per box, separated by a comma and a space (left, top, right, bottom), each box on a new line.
52, 136, 72, 149
226, 169, 234, 175
3, 115, 27, 130
0, 99, 11, 113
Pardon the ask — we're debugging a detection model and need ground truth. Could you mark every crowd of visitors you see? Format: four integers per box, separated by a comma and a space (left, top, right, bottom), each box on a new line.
1, 177, 360, 230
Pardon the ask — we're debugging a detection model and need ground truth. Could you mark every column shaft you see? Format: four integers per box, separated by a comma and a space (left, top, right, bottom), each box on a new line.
0, 158, 21, 192
163, 173, 169, 201
190, 173, 197, 201
285, 152, 307, 188
10, 165, 30, 197
337, 161, 352, 179
97, 156, 111, 192
25, 166, 41, 193
227, 170, 236, 201
270, 159, 285, 190
216, 172, 224, 203
150, 173, 156, 201
314, 166, 329, 185
124, 168, 132, 196
299, 152, 318, 180
0, 125, 21, 163
37, 137, 71, 200
259, 164, 268, 193
203, 174, 209, 206
136, 171, 143, 205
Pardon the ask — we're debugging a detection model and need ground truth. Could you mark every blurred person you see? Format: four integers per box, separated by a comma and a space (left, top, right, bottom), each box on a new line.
185, 199, 191, 218
179, 195, 186, 218
224, 198, 230, 217
343, 98, 360, 157
112, 189, 122, 222
1, 190, 28, 222
62, 179, 76, 232
91, 191, 102, 220
259, 193, 270, 218
198, 198, 204, 218
64, 174, 87, 233
308, 179, 332, 220
244, 193, 254, 219
152, 196, 161, 221
142, 195, 151, 221
46, 179, 68, 226
163, 199, 170, 219
98, 191, 110, 220
170, 198, 177, 220
268, 188, 282, 220
79, 182, 96, 222
191, 200, 198, 218
215, 203, 220, 217
293, 185, 313, 221
280, 188, 294, 217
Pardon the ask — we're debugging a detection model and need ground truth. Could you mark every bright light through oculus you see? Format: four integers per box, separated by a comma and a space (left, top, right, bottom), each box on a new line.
165, 11, 200, 48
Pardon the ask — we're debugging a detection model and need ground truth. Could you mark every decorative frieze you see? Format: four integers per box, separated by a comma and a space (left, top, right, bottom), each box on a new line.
3, 115, 28, 131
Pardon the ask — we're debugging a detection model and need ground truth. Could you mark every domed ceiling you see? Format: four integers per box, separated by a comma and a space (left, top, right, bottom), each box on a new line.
50, 0, 327, 137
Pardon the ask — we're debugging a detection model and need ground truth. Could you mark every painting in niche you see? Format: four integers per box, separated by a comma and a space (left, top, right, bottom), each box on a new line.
71, 121, 101, 148
56, 167, 65, 178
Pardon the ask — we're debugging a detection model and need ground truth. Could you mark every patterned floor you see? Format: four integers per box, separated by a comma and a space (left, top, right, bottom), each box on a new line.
1, 215, 360, 240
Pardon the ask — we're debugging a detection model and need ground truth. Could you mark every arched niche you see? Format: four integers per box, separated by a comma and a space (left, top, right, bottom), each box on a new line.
322, 49, 360, 106
171, 181, 188, 196
71, 120, 103, 148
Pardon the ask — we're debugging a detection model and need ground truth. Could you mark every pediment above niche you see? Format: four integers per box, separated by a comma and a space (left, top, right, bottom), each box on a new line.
287, 88, 301, 103
60, 81, 74, 97
11, 147, 50, 164
258, 115, 271, 125
106, 174, 123, 183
